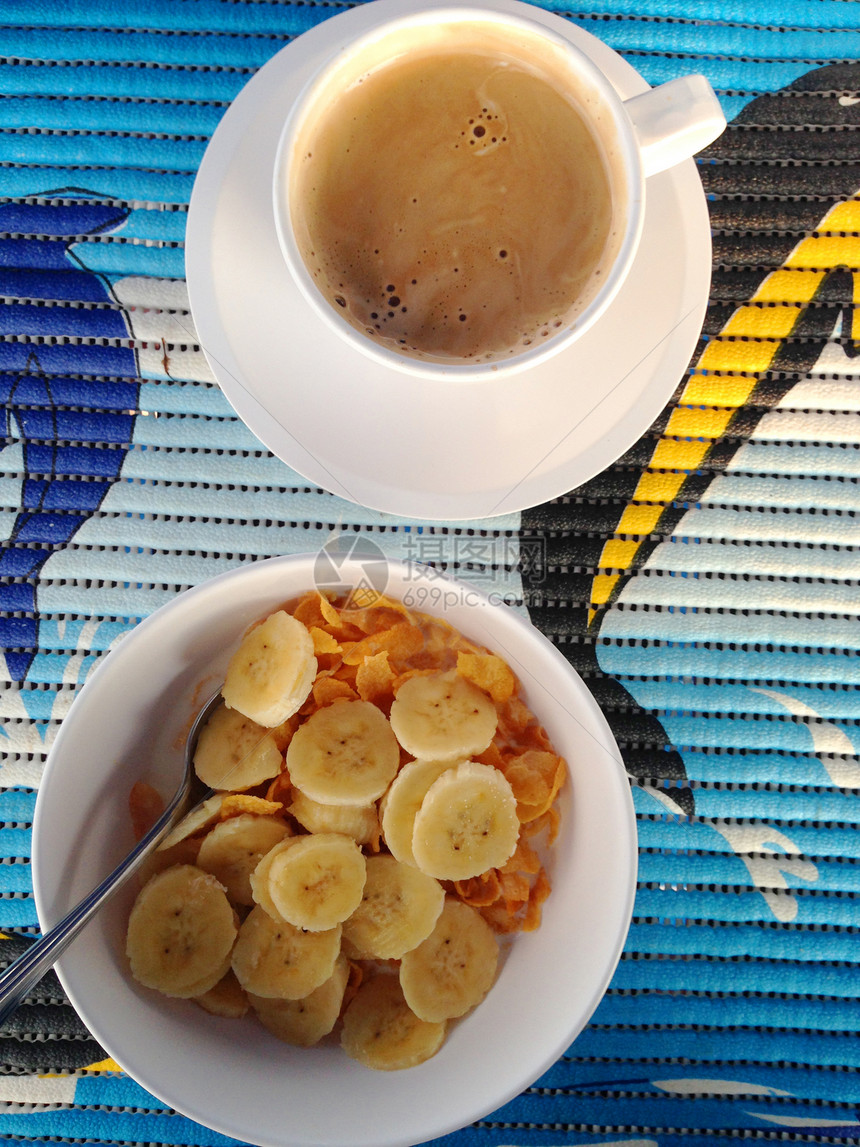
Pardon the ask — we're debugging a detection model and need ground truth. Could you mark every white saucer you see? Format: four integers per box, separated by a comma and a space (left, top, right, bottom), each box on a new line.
186, 0, 712, 523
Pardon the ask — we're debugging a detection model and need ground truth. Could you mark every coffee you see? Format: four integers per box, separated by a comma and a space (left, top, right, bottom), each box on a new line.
288, 22, 621, 364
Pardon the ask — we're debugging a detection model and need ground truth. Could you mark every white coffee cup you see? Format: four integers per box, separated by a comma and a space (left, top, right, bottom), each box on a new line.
273, 0, 725, 381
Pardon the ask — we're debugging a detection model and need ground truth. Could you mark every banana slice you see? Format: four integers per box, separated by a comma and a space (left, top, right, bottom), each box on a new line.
193, 703, 285, 792
231, 904, 341, 999
411, 760, 519, 881
399, 898, 498, 1022
389, 670, 497, 761
258, 832, 366, 932
340, 974, 446, 1071
136, 834, 202, 887
249, 953, 349, 1047
379, 758, 461, 865
126, 864, 238, 999
341, 854, 445, 961
289, 790, 379, 846
194, 969, 249, 1019
222, 610, 317, 727
286, 699, 400, 806
157, 794, 226, 853
249, 838, 296, 921
196, 813, 290, 906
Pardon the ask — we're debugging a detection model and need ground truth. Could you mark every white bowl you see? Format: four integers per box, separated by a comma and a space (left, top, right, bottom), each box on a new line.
33, 555, 636, 1147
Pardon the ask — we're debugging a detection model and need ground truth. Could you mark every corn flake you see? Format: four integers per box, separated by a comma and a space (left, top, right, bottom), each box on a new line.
456, 651, 516, 704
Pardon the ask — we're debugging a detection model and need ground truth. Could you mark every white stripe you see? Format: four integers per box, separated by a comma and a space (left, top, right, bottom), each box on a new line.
654, 1078, 791, 1097
642, 537, 860, 580
0, 1075, 78, 1105
616, 571, 860, 615
751, 688, 860, 787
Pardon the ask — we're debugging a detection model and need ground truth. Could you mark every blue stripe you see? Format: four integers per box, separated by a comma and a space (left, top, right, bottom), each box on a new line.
678, 747, 860, 787
598, 642, 860, 686
0, 301, 129, 337
0, 28, 292, 68
568, 16, 860, 61
0, 201, 130, 237
0, 1111, 245, 1146
132, 381, 234, 418
553, 0, 860, 28
636, 816, 860, 860
0, 341, 138, 375
632, 781, 860, 823
622, 53, 837, 96
116, 208, 187, 242
611, 679, 860, 720
632, 884, 858, 926
568, 1024, 860, 1069
0, 168, 194, 203
539, 1057, 860, 1103
637, 850, 860, 894
0, 867, 32, 893
0, 830, 30, 858
28, 618, 137, 652
68, 238, 186, 279
592, 990, 860, 1033
0, 267, 118, 302
24, 651, 101, 683
0, 792, 37, 818
2, 0, 859, 33
0, 0, 339, 36
0, 133, 206, 172
0, 898, 37, 928
21, 443, 134, 478
1, 374, 139, 409
0, 63, 250, 102
0, 97, 225, 137
655, 712, 860, 756
491, 1088, 859, 1133
598, 609, 860, 653
0, 10, 851, 65
611, 954, 860, 998
74, 1074, 170, 1108
625, 920, 860, 963
10, 407, 136, 444
0, 237, 85, 270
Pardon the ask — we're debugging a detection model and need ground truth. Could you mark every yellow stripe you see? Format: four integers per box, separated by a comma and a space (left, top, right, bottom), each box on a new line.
633, 470, 689, 504
598, 539, 642, 569
588, 206, 851, 621
722, 303, 804, 340
664, 405, 738, 440
753, 268, 825, 303
590, 573, 622, 615
649, 438, 712, 470
787, 234, 860, 269
822, 199, 860, 231
81, 1056, 123, 1073
680, 373, 762, 407
698, 338, 783, 374
615, 503, 664, 537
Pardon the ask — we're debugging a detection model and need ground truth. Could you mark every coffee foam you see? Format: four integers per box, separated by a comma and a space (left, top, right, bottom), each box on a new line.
289, 21, 625, 364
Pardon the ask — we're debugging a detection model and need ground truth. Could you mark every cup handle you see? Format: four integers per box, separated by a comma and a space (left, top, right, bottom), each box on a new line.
623, 75, 726, 178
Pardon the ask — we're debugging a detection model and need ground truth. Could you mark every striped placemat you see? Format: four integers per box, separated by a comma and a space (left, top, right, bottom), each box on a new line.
1, 0, 858, 1143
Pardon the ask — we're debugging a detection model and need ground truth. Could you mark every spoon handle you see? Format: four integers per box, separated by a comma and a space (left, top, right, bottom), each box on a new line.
0, 779, 192, 1027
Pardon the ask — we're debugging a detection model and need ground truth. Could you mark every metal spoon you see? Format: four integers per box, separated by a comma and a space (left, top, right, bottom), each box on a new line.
0, 688, 224, 1026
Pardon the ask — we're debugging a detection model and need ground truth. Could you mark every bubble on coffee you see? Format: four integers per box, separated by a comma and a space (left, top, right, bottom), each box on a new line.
290, 25, 622, 364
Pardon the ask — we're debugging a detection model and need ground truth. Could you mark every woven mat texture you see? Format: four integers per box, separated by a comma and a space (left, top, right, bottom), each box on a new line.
1, 0, 859, 1143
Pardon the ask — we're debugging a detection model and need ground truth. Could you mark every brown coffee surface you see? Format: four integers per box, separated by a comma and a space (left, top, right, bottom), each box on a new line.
291, 41, 615, 362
